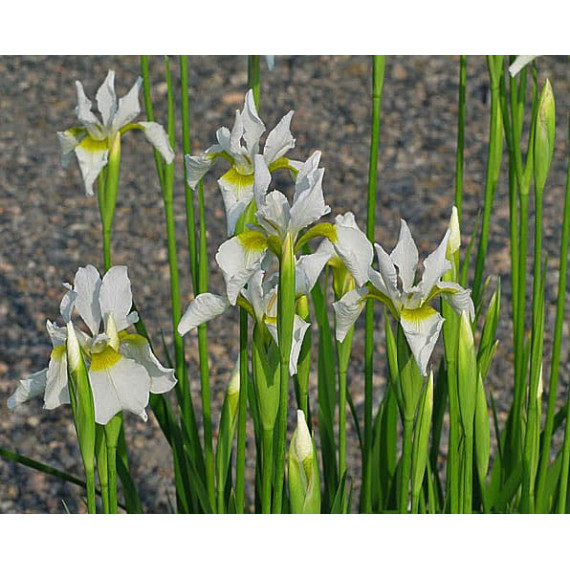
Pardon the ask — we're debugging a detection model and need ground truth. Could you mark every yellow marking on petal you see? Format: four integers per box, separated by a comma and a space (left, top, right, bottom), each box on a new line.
220, 167, 254, 196
400, 304, 438, 329
89, 346, 122, 372
269, 157, 298, 174
295, 223, 337, 252
79, 136, 108, 153
119, 331, 147, 346
51, 344, 66, 361
238, 230, 268, 252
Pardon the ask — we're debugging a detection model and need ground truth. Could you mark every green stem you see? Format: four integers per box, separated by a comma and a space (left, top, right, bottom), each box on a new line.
247, 56, 261, 108
104, 414, 122, 514
398, 418, 413, 513
261, 428, 274, 514
455, 55, 467, 221
362, 54, 385, 514
462, 434, 473, 514
95, 425, 110, 514
235, 308, 249, 513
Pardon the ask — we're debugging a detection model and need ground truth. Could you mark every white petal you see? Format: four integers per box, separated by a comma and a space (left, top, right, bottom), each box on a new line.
438, 281, 475, 320
216, 236, 266, 305
119, 333, 177, 394
289, 166, 330, 236
74, 80, 104, 139
256, 190, 291, 237
253, 154, 271, 207
96, 70, 117, 129
218, 168, 255, 236
139, 121, 175, 164
44, 346, 71, 409
46, 320, 67, 347
241, 90, 265, 155
73, 265, 102, 336
112, 77, 142, 132
74, 142, 109, 196
509, 55, 539, 77
59, 286, 77, 324
89, 351, 151, 425
265, 55, 275, 71
373, 243, 399, 298
420, 230, 452, 298
241, 270, 267, 323
99, 266, 133, 331
263, 110, 295, 165
400, 306, 445, 377
296, 250, 331, 296
390, 220, 418, 291
229, 109, 246, 157
57, 130, 81, 167
447, 206, 461, 258
293, 151, 321, 200
185, 152, 217, 189
8, 369, 48, 409
289, 315, 311, 375
178, 293, 229, 335
333, 212, 373, 288
333, 287, 367, 342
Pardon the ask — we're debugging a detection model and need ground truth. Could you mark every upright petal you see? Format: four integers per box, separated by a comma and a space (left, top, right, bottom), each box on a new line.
241, 270, 267, 323
333, 287, 367, 342
89, 348, 151, 425
509, 55, 539, 77
373, 243, 399, 298
253, 154, 271, 207
74, 141, 109, 196
112, 77, 142, 132
96, 70, 117, 129
216, 235, 267, 305
46, 320, 68, 347
256, 190, 291, 237
75, 81, 104, 140
119, 333, 177, 394
241, 90, 265, 155
178, 293, 230, 335
99, 266, 133, 331
263, 110, 295, 165
8, 369, 48, 409
138, 122, 175, 164
390, 220, 418, 291
332, 212, 373, 288
400, 305, 444, 377
293, 151, 321, 200
73, 265, 102, 336
420, 229, 452, 298
289, 167, 330, 237
59, 284, 77, 324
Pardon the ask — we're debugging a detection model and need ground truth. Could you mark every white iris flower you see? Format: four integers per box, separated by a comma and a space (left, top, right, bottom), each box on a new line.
332, 216, 474, 376
57, 70, 174, 196
8, 265, 177, 424
215, 151, 331, 304
185, 89, 303, 235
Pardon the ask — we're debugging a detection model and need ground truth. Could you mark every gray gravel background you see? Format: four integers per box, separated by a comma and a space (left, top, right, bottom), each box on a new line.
1, 55, 569, 513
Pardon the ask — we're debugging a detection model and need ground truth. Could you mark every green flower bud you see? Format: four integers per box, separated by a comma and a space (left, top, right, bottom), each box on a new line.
534, 79, 555, 193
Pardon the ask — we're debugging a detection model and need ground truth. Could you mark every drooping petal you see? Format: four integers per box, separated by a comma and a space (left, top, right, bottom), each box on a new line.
46, 320, 67, 347
178, 293, 230, 335
400, 305, 445, 377
333, 287, 367, 342
295, 250, 331, 296
241, 90, 265, 155
8, 369, 48, 409
241, 270, 267, 323
390, 220, 418, 292
185, 152, 217, 190
509, 55, 539, 77
74, 80, 104, 140
57, 129, 82, 167
96, 70, 117, 129
332, 212, 373, 288
420, 229, 452, 299
289, 167, 330, 237
437, 281, 475, 320
89, 348, 151, 425
263, 110, 295, 165
138, 121, 175, 164
112, 77, 142, 132
73, 265, 102, 336
74, 139, 109, 196
99, 266, 133, 331
44, 345, 71, 409
216, 235, 267, 305
218, 168, 255, 236
264, 314, 310, 376
119, 333, 177, 394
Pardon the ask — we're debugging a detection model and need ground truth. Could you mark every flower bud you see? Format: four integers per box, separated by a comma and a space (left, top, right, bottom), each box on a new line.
534, 79, 555, 193
446, 206, 461, 259
288, 410, 321, 514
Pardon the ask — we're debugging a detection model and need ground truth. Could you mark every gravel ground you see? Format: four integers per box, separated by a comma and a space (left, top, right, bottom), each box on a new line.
1, 55, 569, 513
